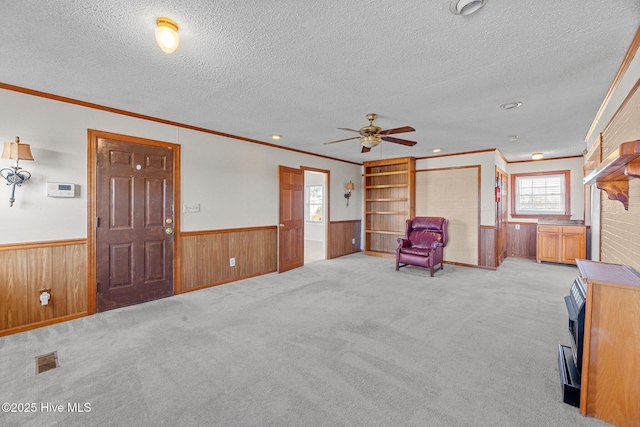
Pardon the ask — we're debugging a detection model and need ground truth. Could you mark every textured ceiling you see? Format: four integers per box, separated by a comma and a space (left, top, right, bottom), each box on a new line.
1, 1, 639, 163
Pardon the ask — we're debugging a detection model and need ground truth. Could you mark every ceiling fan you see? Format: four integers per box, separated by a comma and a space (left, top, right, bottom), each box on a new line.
324, 113, 417, 153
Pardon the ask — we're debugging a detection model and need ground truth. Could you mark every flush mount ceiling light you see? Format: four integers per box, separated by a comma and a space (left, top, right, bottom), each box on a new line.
508, 135, 519, 142
450, 0, 487, 15
500, 102, 522, 110
532, 152, 544, 160
155, 17, 179, 54
433, 148, 442, 153
271, 134, 282, 140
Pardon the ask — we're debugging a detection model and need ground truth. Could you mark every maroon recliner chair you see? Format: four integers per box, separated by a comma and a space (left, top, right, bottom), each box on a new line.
396, 217, 449, 277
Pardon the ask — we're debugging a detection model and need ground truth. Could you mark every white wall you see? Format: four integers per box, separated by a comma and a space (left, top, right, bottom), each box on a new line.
506, 157, 585, 222
0, 88, 361, 244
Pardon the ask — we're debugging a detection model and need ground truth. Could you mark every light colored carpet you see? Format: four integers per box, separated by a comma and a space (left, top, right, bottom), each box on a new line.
0, 255, 610, 427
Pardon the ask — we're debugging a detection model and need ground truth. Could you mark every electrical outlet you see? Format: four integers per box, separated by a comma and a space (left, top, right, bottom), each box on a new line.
229, 258, 235, 267
515, 224, 520, 230
352, 238, 356, 244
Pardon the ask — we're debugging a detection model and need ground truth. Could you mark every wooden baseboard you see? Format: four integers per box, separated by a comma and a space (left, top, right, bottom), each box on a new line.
0, 312, 87, 337
178, 269, 278, 294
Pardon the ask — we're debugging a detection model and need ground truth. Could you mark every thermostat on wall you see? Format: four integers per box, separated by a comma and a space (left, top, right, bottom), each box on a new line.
46, 182, 76, 198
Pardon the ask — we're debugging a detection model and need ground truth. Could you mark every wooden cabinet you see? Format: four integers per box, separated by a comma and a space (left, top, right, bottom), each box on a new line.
537, 224, 586, 264
363, 157, 415, 257
576, 260, 640, 427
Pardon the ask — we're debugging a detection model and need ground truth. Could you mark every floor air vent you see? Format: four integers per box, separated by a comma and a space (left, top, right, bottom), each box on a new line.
35, 351, 59, 374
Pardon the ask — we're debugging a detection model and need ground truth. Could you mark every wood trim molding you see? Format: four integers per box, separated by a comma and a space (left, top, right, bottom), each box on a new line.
510, 170, 571, 219
585, 26, 640, 143
507, 155, 583, 164
416, 164, 481, 173
416, 148, 496, 161
180, 225, 278, 237
496, 149, 508, 165
0, 312, 87, 338
0, 82, 360, 166
601, 78, 640, 138
0, 238, 86, 251
301, 166, 331, 260
444, 260, 496, 271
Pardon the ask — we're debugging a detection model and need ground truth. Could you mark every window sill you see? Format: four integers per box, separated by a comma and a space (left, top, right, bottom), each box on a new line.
511, 214, 571, 220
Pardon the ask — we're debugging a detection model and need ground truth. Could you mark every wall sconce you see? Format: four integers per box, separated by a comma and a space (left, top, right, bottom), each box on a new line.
155, 17, 180, 54
344, 181, 355, 206
1, 136, 35, 207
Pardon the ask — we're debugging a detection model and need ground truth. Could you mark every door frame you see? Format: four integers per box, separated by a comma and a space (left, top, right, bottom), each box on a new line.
495, 166, 508, 267
87, 129, 181, 314
301, 166, 331, 261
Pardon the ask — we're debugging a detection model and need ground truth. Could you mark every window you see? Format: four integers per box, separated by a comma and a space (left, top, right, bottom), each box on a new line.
307, 185, 323, 222
511, 170, 570, 219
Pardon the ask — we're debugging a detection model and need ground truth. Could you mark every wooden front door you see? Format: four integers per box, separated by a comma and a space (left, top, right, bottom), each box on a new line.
496, 168, 508, 266
96, 137, 175, 311
278, 166, 304, 273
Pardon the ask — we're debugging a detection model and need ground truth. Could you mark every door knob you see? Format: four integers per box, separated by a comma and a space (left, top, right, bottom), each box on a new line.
165, 228, 173, 235
279, 223, 285, 227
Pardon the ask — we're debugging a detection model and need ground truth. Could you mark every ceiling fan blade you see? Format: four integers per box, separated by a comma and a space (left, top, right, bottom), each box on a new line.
382, 136, 417, 146
323, 136, 359, 145
337, 127, 362, 134
361, 146, 371, 153
380, 126, 415, 135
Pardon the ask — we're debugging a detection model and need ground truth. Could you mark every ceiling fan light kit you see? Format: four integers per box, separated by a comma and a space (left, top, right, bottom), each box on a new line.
360, 135, 382, 148
450, 0, 487, 16
323, 113, 417, 153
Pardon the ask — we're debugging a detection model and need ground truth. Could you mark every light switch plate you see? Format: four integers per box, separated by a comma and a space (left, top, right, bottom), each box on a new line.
183, 203, 200, 213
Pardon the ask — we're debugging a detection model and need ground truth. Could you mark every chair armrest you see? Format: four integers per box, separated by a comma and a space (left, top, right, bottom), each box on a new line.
397, 238, 412, 248
430, 241, 443, 250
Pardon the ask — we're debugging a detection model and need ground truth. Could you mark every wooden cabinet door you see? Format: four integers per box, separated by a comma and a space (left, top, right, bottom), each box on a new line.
561, 229, 586, 264
537, 232, 560, 262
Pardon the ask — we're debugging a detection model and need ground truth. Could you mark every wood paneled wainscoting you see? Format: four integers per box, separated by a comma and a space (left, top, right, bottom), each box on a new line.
507, 222, 538, 259
328, 220, 361, 259
0, 239, 87, 337
479, 226, 496, 269
180, 226, 278, 293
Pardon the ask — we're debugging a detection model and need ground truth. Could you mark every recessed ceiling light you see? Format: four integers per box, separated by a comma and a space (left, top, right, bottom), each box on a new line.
501, 102, 522, 110
508, 135, 519, 142
271, 134, 281, 140
450, 0, 487, 15
433, 148, 442, 153
532, 152, 543, 160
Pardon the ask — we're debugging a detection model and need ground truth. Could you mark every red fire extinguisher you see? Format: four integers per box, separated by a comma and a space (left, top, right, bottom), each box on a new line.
495, 186, 501, 203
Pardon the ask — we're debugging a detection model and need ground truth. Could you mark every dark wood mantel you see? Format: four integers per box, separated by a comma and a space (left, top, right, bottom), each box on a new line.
583, 140, 640, 210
